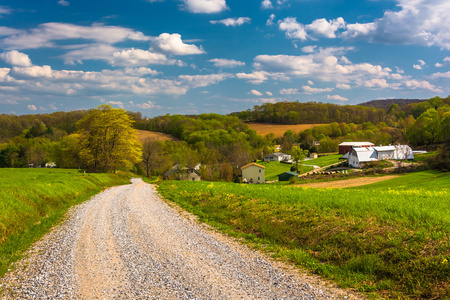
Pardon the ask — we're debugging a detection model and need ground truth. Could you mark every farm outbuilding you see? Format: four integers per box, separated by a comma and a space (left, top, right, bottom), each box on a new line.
278, 171, 299, 181
241, 163, 265, 184
347, 145, 414, 168
338, 142, 375, 154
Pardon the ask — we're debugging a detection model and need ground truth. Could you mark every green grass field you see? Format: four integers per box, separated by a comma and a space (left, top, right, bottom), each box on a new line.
157, 170, 450, 299
0, 168, 129, 277
258, 161, 313, 181
303, 153, 342, 167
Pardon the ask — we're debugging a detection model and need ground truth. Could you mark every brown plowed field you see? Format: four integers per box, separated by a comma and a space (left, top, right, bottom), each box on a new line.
247, 123, 324, 137
136, 130, 178, 142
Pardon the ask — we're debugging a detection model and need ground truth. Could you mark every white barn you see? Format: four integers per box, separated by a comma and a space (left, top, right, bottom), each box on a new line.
348, 145, 414, 168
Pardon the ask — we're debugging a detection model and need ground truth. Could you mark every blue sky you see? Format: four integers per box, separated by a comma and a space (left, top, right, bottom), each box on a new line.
0, 0, 449, 117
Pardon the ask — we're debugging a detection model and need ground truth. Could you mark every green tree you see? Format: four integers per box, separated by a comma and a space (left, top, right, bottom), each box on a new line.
291, 146, 309, 173
407, 108, 441, 146
77, 105, 142, 173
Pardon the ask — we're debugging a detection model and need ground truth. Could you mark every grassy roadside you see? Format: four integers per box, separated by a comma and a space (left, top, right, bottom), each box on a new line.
0, 168, 130, 278
157, 171, 450, 299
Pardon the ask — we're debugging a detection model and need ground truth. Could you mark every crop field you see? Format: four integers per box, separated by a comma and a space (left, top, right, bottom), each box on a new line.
157, 170, 450, 299
0, 168, 129, 277
246, 122, 323, 137
136, 130, 178, 143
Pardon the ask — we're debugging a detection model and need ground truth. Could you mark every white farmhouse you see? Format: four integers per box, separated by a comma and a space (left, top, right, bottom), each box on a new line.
263, 153, 291, 162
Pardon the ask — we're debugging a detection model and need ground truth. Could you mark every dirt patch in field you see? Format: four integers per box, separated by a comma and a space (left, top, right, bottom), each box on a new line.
136, 130, 178, 143
247, 123, 324, 137
297, 175, 402, 188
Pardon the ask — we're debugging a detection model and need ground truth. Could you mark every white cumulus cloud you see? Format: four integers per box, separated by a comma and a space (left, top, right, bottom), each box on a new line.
278, 17, 307, 40
111, 48, 176, 66
306, 18, 346, 38
327, 95, 348, 101
249, 90, 263, 96
261, 0, 273, 9
209, 58, 245, 68
342, 0, 450, 50
0, 50, 32, 66
151, 33, 205, 55
181, 0, 228, 14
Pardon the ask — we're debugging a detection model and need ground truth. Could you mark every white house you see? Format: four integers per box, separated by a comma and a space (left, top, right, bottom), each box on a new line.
263, 153, 291, 162
347, 145, 414, 168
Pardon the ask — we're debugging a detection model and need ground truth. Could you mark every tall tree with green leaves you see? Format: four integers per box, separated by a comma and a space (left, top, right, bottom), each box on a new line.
77, 105, 142, 173
291, 146, 309, 173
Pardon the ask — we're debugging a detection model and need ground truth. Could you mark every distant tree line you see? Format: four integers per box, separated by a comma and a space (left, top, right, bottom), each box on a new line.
135, 113, 276, 181
1, 96, 449, 176
234, 96, 450, 127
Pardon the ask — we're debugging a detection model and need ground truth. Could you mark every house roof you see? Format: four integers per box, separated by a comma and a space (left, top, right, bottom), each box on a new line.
340, 152, 349, 159
241, 162, 265, 170
265, 152, 289, 157
339, 142, 374, 146
278, 171, 298, 176
373, 146, 396, 152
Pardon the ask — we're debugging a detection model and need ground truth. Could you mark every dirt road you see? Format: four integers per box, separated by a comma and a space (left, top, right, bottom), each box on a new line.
298, 175, 401, 188
0, 179, 361, 299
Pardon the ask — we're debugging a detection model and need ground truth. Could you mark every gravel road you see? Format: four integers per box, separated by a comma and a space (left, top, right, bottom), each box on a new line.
0, 178, 362, 299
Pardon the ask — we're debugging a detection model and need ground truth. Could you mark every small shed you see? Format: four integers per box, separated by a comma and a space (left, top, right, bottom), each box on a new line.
278, 171, 299, 181
241, 163, 265, 184
310, 153, 318, 159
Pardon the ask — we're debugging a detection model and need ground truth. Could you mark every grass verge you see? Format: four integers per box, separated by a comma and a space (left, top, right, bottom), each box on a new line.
0, 168, 129, 278
157, 171, 450, 299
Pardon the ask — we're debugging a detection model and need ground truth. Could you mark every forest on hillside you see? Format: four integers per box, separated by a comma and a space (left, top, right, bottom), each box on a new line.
0, 96, 449, 177
233, 96, 450, 125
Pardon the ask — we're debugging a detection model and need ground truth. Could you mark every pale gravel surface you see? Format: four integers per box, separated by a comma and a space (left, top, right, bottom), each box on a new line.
0, 178, 363, 299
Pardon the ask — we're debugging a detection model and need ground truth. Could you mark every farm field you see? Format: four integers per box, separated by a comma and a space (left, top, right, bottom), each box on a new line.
136, 130, 178, 143
246, 122, 323, 137
0, 168, 129, 277
157, 170, 450, 299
